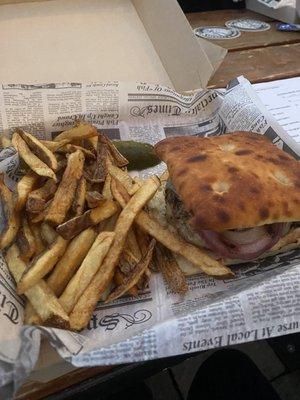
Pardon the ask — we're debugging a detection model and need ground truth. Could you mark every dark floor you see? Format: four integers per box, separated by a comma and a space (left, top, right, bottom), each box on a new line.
145, 340, 300, 400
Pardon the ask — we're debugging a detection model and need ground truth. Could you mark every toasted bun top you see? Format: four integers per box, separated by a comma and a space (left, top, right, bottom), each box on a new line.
155, 132, 300, 231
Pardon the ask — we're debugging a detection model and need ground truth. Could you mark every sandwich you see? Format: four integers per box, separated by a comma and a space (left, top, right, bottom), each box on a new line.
154, 131, 300, 264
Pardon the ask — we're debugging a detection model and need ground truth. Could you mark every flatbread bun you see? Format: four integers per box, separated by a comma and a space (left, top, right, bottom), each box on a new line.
155, 132, 300, 231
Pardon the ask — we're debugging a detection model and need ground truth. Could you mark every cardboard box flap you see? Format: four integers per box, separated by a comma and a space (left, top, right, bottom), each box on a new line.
0, 0, 226, 92
133, 0, 226, 90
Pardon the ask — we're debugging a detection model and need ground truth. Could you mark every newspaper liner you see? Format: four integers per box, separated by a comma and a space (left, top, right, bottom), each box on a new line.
0, 76, 300, 395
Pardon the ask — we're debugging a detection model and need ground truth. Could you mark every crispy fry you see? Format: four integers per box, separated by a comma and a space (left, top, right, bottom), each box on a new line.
30, 200, 51, 224
136, 226, 157, 271
106, 239, 155, 302
114, 180, 234, 278
108, 164, 133, 193
5, 245, 69, 328
120, 245, 150, 290
54, 123, 98, 142
29, 223, 45, 255
0, 175, 20, 250
12, 133, 56, 180
59, 231, 115, 313
69, 177, 160, 330
86, 191, 105, 208
26, 179, 57, 213
114, 269, 138, 297
156, 244, 188, 294
56, 200, 118, 240
128, 182, 142, 196
93, 134, 109, 182
126, 228, 142, 260
45, 150, 84, 225
57, 144, 96, 159
16, 172, 38, 211
102, 174, 112, 199
40, 139, 69, 152
73, 176, 86, 216
24, 302, 42, 326
87, 136, 98, 151
17, 235, 68, 294
136, 212, 233, 277
119, 249, 139, 275
40, 222, 57, 244
16, 217, 36, 261
47, 227, 97, 296
101, 134, 128, 167
16, 129, 58, 171
56, 158, 68, 172
110, 177, 127, 208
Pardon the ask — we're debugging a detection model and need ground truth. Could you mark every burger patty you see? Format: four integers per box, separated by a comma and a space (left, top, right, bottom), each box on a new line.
165, 180, 205, 248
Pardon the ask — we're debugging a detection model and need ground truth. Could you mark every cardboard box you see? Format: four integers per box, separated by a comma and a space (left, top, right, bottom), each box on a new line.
246, 0, 300, 24
0, 0, 227, 92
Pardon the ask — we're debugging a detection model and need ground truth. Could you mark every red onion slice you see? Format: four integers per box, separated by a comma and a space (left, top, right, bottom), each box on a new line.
198, 223, 285, 260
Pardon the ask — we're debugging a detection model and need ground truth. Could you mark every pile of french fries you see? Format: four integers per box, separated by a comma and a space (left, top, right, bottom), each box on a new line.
0, 122, 233, 331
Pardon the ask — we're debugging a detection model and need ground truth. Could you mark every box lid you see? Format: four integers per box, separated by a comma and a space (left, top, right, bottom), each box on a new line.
0, 0, 226, 92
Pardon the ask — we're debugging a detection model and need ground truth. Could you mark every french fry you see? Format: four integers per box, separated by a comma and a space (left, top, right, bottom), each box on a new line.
29, 223, 45, 255
59, 231, 115, 313
5, 245, 69, 328
41, 139, 69, 152
16, 129, 58, 171
56, 158, 68, 172
160, 169, 169, 182
47, 227, 97, 296
12, 133, 57, 181
56, 144, 96, 159
136, 212, 233, 278
26, 179, 57, 213
114, 269, 138, 297
54, 123, 98, 142
106, 239, 155, 302
30, 200, 51, 224
92, 134, 109, 183
110, 177, 127, 208
119, 249, 138, 276
136, 226, 157, 271
126, 228, 142, 260
0, 175, 20, 250
24, 302, 42, 326
16, 172, 38, 211
112, 177, 151, 289
128, 182, 142, 196
87, 136, 98, 151
102, 174, 112, 199
40, 223, 57, 244
108, 164, 133, 193
72, 176, 86, 216
16, 217, 36, 262
156, 244, 188, 294
86, 191, 105, 208
102, 135, 128, 167
121, 245, 150, 290
114, 180, 234, 278
45, 149, 84, 225
17, 235, 68, 294
56, 200, 118, 240
69, 176, 160, 330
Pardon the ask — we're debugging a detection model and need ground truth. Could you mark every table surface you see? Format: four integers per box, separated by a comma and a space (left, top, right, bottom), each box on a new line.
187, 9, 300, 88
15, 8, 300, 400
